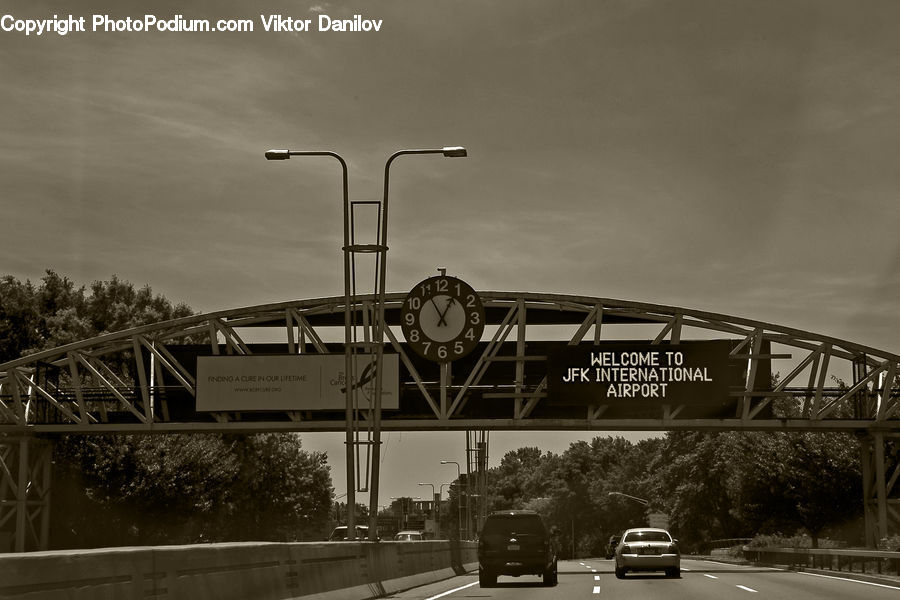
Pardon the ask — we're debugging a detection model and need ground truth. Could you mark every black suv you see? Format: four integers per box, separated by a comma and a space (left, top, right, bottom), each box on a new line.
477, 510, 558, 587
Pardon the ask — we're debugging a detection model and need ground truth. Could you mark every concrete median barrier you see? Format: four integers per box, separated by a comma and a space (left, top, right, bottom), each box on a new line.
0, 540, 478, 600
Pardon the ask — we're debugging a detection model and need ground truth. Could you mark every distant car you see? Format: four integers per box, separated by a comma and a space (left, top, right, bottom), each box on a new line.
605, 534, 621, 559
393, 530, 424, 541
477, 510, 559, 587
328, 525, 370, 541
614, 527, 680, 578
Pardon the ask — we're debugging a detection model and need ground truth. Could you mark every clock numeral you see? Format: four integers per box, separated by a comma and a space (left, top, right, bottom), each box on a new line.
420, 283, 430, 295
404, 312, 415, 326
454, 341, 464, 354
436, 278, 449, 292
469, 311, 481, 325
465, 328, 476, 341
408, 296, 421, 310
467, 294, 476, 308
437, 345, 448, 359
423, 341, 431, 354
409, 329, 420, 342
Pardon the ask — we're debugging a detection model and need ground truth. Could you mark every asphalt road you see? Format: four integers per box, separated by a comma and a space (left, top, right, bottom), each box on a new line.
389, 558, 900, 600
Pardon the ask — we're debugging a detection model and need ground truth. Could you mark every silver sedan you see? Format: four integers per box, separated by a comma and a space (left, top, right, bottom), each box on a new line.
614, 527, 680, 578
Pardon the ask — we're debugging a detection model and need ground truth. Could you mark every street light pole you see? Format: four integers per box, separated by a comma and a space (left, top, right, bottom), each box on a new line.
607, 491, 650, 506
441, 460, 464, 539
266, 146, 466, 542
439, 483, 451, 539
368, 147, 467, 539
418, 482, 436, 536
264, 149, 358, 540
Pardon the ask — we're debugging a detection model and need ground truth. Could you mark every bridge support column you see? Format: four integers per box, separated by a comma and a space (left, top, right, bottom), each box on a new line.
0, 435, 52, 552
860, 432, 896, 548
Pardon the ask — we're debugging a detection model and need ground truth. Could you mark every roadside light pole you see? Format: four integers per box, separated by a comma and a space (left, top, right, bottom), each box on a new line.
266, 146, 466, 541
418, 482, 436, 536
264, 149, 358, 540
607, 491, 650, 506
441, 460, 464, 539
368, 147, 467, 539
439, 483, 451, 539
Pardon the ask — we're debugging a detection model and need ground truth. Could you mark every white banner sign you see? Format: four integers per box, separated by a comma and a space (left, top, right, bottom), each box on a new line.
196, 354, 399, 411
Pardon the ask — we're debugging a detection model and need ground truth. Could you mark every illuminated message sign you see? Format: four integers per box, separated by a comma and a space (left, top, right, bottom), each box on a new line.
196, 354, 399, 411
546, 341, 732, 404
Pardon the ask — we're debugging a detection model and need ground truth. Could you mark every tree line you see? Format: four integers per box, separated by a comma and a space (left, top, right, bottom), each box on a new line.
1, 271, 334, 548
442, 429, 864, 556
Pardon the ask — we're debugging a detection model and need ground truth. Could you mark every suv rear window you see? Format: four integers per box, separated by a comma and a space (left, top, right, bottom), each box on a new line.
482, 514, 546, 536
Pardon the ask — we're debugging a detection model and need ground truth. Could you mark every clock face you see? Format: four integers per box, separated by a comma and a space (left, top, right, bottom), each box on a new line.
400, 276, 485, 362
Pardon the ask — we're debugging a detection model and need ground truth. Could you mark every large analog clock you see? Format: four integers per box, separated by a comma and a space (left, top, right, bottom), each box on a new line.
400, 275, 485, 362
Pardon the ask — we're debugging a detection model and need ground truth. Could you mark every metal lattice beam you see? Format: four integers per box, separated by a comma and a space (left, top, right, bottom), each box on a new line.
0, 291, 896, 434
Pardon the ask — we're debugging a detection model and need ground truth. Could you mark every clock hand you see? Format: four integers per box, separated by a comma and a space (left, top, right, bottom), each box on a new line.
439, 298, 455, 324
430, 298, 449, 326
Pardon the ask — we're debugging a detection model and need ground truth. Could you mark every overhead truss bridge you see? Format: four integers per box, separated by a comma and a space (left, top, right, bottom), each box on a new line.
1, 291, 898, 550
1, 291, 898, 434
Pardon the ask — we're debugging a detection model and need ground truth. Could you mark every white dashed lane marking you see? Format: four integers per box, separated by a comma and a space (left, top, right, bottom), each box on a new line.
736, 584, 758, 593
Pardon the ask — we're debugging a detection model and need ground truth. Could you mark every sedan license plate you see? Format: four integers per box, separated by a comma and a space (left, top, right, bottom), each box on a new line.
507, 544, 520, 551
638, 547, 660, 555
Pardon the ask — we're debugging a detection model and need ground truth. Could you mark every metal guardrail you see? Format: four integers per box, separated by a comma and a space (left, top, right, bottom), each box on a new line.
708, 537, 753, 550
742, 546, 900, 577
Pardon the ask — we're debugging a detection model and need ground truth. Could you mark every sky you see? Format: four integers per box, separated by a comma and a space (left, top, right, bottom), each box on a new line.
3, 0, 900, 504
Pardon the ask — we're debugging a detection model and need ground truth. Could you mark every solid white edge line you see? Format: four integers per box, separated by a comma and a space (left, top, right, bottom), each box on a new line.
798, 571, 900, 590
736, 584, 758, 592
424, 580, 479, 600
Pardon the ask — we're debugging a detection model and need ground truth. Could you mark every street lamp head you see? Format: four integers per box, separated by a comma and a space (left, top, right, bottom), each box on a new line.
441, 146, 467, 158
265, 149, 291, 160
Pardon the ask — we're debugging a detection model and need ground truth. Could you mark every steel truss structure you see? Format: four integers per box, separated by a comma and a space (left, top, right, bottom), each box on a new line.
1, 291, 899, 550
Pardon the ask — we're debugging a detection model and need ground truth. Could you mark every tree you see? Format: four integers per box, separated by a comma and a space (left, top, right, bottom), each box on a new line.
651, 432, 756, 549
780, 432, 861, 547
51, 433, 333, 547
0, 275, 41, 362
1, 271, 335, 548
489, 447, 553, 509
227, 433, 333, 542
0, 271, 194, 362
651, 431, 863, 549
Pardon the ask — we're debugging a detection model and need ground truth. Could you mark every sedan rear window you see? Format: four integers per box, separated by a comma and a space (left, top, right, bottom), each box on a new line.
623, 530, 671, 543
